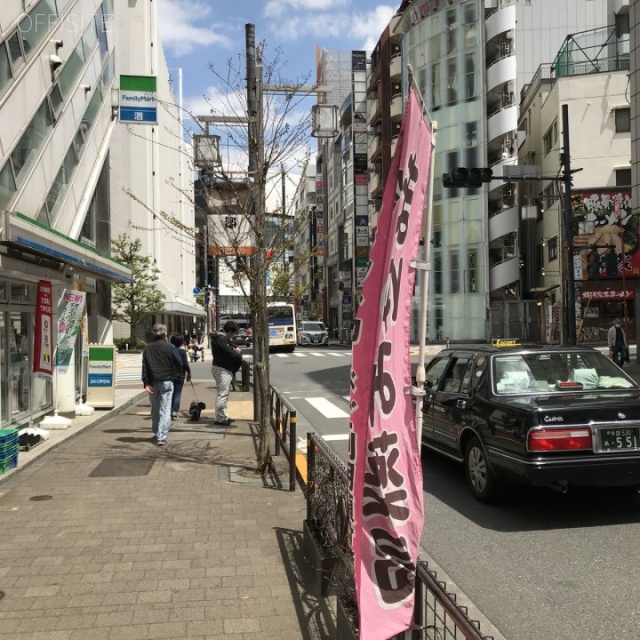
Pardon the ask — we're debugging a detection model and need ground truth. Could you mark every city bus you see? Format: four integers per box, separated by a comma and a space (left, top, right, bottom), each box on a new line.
267, 302, 296, 352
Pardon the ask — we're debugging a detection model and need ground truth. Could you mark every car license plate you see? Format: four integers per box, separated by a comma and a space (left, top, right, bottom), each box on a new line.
599, 427, 640, 452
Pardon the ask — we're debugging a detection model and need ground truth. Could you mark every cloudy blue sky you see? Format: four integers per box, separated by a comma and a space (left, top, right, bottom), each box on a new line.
157, 0, 397, 114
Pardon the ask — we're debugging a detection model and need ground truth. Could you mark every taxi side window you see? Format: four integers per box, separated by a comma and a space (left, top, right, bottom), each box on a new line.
443, 357, 473, 394
424, 358, 449, 391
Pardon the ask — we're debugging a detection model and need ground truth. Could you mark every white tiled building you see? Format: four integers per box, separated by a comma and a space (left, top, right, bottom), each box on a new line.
0, 0, 197, 428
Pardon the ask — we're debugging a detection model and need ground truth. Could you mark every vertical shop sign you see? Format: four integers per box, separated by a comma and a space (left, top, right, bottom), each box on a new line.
86, 345, 116, 409
33, 280, 53, 378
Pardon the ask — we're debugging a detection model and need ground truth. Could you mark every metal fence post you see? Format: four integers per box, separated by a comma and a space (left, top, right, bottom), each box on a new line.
274, 397, 281, 456
306, 432, 315, 521
288, 409, 296, 491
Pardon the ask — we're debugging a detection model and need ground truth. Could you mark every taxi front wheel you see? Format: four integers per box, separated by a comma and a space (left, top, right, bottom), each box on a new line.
464, 437, 499, 503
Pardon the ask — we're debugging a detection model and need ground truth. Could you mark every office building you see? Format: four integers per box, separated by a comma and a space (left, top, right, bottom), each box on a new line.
398, 0, 626, 340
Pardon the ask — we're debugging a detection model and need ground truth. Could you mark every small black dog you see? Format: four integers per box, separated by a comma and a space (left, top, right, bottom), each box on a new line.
189, 401, 206, 422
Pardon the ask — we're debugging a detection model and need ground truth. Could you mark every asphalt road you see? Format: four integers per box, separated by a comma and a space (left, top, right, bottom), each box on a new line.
253, 347, 640, 640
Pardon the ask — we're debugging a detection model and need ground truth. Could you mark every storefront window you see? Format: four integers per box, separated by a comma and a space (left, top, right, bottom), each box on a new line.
0, 312, 6, 423
9, 311, 31, 417
10, 283, 31, 303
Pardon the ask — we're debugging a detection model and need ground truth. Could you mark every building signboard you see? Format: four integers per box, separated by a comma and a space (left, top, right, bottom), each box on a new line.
119, 75, 158, 124
572, 189, 635, 278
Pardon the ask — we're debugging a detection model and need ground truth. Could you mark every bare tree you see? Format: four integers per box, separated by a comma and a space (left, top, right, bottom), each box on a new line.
119, 33, 320, 473
191, 35, 320, 473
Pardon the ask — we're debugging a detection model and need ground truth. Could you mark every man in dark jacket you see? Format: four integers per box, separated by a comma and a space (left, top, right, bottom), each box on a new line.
211, 320, 243, 425
142, 324, 183, 445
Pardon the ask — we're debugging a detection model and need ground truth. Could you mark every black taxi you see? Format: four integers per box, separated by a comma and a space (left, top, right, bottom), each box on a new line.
421, 341, 640, 502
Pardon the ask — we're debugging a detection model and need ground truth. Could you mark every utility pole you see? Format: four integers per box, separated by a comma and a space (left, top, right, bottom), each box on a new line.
561, 104, 577, 346
246, 24, 263, 422
281, 164, 287, 274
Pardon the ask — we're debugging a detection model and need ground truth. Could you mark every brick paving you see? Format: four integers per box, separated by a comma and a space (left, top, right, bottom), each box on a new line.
0, 382, 334, 639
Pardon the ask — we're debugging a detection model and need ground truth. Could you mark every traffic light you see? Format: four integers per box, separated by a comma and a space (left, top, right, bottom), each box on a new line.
442, 167, 493, 188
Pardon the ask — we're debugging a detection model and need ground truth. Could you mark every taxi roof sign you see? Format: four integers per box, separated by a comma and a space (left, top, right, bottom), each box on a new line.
491, 338, 521, 348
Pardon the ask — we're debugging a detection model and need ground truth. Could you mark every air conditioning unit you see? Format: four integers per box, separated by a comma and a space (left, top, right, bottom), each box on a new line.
505, 30, 514, 41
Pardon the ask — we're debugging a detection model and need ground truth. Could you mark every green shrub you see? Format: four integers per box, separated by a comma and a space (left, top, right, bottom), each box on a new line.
114, 337, 146, 351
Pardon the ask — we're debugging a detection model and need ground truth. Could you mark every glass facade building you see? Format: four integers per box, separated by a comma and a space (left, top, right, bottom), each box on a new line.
405, 0, 487, 341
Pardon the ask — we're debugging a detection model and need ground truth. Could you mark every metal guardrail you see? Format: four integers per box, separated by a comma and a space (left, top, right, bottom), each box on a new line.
239, 359, 297, 491
408, 562, 494, 640
306, 433, 352, 552
269, 385, 297, 491
306, 432, 494, 639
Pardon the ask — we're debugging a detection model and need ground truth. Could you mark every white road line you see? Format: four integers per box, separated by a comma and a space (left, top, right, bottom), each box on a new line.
292, 352, 308, 357
326, 352, 347, 357
274, 353, 289, 358
306, 397, 350, 418
307, 352, 327, 357
320, 433, 350, 442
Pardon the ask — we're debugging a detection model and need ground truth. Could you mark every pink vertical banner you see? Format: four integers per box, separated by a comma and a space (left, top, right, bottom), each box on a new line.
33, 280, 53, 378
349, 86, 432, 640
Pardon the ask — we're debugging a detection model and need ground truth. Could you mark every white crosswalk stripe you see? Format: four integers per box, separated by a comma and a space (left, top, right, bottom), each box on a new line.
305, 397, 349, 418
247, 351, 350, 360
115, 353, 142, 385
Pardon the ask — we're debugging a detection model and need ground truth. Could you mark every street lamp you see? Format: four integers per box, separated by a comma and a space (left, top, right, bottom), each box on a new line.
193, 134, 221, 168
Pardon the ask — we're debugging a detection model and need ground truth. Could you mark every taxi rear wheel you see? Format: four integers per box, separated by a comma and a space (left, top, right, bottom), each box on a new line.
464, 437, 498, 503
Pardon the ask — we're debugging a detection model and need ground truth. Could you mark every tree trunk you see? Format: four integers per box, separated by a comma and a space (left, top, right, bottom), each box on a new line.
251, 227, 271, 473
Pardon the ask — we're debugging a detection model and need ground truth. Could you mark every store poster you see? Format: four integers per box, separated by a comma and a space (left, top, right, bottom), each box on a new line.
33, 280, 53, 378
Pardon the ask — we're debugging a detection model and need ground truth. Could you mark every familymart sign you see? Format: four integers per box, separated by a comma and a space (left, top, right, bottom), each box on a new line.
119, 75, 157, 124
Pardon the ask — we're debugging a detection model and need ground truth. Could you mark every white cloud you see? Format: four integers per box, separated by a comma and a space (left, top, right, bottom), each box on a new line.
264, 3, 396, 52
157, 0, 234, 57
264, 0, 350, 19
350, 5, 396, 51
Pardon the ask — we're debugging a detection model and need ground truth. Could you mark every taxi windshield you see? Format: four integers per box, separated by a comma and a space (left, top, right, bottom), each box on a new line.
492, 351, 636, 395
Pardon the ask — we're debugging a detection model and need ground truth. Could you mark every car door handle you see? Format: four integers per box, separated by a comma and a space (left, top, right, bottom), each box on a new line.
456, 399, 467, 409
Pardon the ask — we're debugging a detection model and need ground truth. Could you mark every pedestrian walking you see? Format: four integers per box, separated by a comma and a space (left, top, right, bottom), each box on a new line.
211, 320, 243, 425
608, 318, 628, 368
169, 334, 191, 420
142, 324, 183, 445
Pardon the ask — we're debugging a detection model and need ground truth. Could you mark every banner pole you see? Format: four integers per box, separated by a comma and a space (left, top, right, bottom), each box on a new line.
407, 65, 437, 446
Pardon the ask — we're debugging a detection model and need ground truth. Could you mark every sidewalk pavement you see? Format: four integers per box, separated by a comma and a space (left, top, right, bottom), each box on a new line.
0, 381, 337, 640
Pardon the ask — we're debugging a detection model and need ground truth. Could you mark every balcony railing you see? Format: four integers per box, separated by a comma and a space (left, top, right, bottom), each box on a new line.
551, 26, 630, 77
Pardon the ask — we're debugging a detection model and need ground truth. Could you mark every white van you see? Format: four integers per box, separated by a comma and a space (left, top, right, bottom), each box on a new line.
298, 321, 329, 347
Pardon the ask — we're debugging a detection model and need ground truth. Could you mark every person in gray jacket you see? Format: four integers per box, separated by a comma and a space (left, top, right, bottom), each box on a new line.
142, 324, 183, 445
